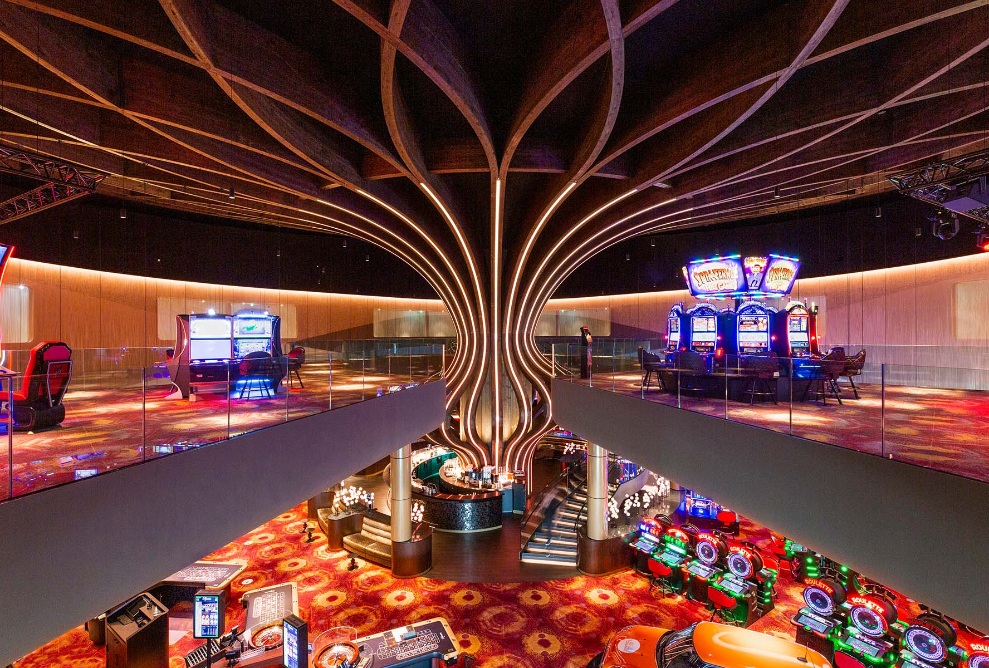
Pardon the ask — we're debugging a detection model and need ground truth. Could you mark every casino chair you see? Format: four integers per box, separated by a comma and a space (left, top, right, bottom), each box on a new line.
839, 349, 866, 399
739, 352, 779, 404
647, 557, 677, 598
638, 347, 666, 392
716, 509, 740, 536
5, 341, 73, 431
237, 351, 276, 399
802, 349, 846, 405
671, 350, 709, 396
286, 346, 306, 388
708, 586, 743, 626
834, 651, 868, 668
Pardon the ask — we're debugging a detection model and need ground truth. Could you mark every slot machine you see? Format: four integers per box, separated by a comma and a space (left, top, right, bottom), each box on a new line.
834, 593, 899, 667
896, 612, 967, 668
677, 488, 722, 530
646, 525, 694, 594
774, 301, 820, 359
735, 301, 776, 357
685, 304, 721, 357
630, 516, 665, 573
684, 531, 728, 604
231, 311, 282, 359
709, 544, 776, 627
791, 577, 848, 661
666, 303, 686, 361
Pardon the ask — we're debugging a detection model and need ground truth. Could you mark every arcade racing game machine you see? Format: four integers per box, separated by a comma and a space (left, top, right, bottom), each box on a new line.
168, 310, 282, 399
587, 621, 832, 668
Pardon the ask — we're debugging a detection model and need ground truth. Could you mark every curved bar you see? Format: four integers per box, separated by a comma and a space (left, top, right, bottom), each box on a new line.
411, 488, 502, 532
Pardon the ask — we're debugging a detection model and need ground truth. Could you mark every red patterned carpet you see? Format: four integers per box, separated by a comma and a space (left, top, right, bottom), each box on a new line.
16, 503, 985, 668
1, 362, 416, 499
588, 373, 989, 482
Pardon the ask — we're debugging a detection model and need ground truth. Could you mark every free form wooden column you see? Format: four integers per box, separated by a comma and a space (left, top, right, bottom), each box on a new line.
391, 445, 412, 543
586, 442, 609, 540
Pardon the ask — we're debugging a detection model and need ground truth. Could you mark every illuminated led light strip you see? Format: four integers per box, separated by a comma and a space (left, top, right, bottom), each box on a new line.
502, 181, 577, 448
418, 182, 490, 454
491, 178, 503, 463
505, 188, 637, 456
347, 191, 477, 404
354, 189, 477, 394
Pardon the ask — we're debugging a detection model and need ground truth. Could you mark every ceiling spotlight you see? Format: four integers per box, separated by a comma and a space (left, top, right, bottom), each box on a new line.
773, 186, 781, 199
228, 188, 235, 200
342, 238, 347, 248
365, 254, 370, 262
976, 225, 989, 252
930, 209, 959, 241
650, 238, 656, 247
72, 229, 80, 240
120, 207, 127, 219
875, 207, 882, 218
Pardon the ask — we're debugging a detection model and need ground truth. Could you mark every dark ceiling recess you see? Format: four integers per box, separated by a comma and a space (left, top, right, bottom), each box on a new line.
0, 192, 436, 299
555, 194, 977, 298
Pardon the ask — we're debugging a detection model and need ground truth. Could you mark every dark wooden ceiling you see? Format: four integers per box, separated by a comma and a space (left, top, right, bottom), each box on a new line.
2, 0, 989, 460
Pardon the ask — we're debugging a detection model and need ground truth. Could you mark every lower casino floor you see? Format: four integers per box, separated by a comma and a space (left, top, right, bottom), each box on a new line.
16, 487, 986, 668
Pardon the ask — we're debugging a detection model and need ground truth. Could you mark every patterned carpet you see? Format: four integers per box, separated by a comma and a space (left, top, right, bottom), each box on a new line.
16, 503, 986, 668
1, 362, 417, 499
590, 372, 989, 482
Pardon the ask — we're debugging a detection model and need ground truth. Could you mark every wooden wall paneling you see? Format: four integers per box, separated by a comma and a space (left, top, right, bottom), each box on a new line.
98, 272, 150, 351
20, 261, 63, 349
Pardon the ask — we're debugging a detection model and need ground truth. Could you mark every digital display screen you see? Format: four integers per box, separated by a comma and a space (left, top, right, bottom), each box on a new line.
669, 318, 680, 333
74, 469, 98, 480
762, 256, 801, 293
190, 338, 232, 361
283, 621, 299, 668
692, 316, 716, 333
789, 315, 808, 332
796, 612, 832, 634
0, 245, 9, 265
720, 576, 748, 596
194, 594, 221, 639
190, 317, 231, 339
738, 316, 768, 332
688, 562, 716, 579
848, 636, 884, 659
234, 338, 270, 358
738, 332, 768, 346
233, 317, 272, 337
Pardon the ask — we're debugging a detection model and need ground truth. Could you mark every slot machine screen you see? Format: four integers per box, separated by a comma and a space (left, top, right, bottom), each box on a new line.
692, 316, 716, 349
234, 338, 270, 358
669, 317, 680, 346
190, 317, 231, 339
789, 315, 809, 344
190, 338, 232, 361
233, 317, 272, 338
738, 315, 769, 348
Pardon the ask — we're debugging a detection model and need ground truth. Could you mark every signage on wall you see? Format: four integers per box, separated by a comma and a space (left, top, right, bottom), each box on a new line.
684, 253, 800, 298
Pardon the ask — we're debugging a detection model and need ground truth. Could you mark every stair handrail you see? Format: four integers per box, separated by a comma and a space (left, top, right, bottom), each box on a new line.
519, 460, 586, 549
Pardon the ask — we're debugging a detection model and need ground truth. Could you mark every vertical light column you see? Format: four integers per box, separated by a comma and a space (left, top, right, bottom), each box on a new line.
490, 177, 503, 464
391, 445, 412, 543
586, 442, 609, 541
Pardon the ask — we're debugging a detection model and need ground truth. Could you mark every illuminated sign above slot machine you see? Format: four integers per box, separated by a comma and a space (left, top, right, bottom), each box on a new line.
684, 253, 800, 299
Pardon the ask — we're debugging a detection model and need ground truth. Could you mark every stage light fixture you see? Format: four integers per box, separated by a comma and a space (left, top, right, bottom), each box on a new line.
930, 209, 959, 240
976, 225, 989, 252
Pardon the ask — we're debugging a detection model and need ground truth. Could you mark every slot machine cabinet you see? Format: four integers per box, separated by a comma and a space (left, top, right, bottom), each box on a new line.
709, 544, 768, 627
735, 301, 776, 357
896, 613, 967, 668
685, 304, 721, 357
105, 593, 169, 668
835, 593, 899, 667
774, 301, 820, 360
666, 303, 686, 360
630, 516, 665, 573
791, 577, 848, 661
231, 311, 282, 359
685, 532, 728, 604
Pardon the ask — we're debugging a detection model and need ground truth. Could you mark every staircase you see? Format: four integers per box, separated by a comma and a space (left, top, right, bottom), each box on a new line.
520, 479, 620, 566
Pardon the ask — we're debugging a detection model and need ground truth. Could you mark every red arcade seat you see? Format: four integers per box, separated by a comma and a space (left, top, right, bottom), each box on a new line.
6, 341, 73, 431
834, 651, 868, 668
647, 558, 676, 598
708, 586, 742, 625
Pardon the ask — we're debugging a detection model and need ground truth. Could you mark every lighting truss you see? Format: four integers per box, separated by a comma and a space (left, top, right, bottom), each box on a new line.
0, 146, 106, 223
887, 148, 989, 224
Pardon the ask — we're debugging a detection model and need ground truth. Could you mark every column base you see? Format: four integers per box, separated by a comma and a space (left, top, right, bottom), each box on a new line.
576, 529, 633, 576
391, 530, 432, 578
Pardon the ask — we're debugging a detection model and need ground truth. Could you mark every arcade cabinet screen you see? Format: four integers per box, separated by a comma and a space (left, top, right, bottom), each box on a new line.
190, 338, 232, 361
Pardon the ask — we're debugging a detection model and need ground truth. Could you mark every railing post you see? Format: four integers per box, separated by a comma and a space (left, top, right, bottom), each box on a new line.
226, 363, 232, 440
7, 375, 13, 499
881, 363, 886, 457
142, 368, 147, 463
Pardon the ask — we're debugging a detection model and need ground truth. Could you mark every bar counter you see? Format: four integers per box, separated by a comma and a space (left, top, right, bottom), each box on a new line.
411, 485, 503, 532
